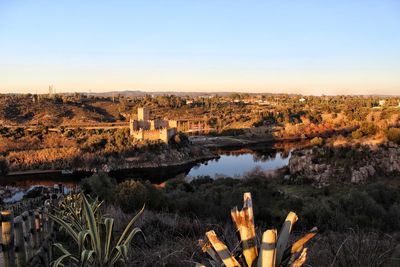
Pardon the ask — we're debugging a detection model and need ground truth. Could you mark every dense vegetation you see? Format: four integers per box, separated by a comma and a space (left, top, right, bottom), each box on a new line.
1, 93, 399, 129
76, 171, 400, 266
0, 93, 398, 172
1, 93, 399, 265
0, 125, 201, 172
81, 171, 400, 233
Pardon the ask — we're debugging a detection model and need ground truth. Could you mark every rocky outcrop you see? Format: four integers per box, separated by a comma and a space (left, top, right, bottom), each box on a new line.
288, 144, 400, 186
75, 145, 216, 172
350, 165, 376, 184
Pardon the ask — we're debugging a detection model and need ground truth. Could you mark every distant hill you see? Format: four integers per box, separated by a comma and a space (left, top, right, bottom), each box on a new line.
87, 90, 248, 97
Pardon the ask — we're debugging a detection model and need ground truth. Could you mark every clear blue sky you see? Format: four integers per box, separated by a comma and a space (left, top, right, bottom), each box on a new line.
1, 0, 399, 95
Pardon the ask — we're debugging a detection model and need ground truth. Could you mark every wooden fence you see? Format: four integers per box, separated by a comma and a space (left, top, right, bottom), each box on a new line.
0, 186, 65, 267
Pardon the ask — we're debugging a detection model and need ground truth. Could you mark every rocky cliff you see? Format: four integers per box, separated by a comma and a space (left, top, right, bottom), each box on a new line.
288, 143, 400, 186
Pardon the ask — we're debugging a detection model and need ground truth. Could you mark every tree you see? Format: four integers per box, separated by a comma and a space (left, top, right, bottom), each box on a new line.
387, 128, 400, 144
0, 156, 8, 176
80, 172, 117, 201
310, 137, 324, 146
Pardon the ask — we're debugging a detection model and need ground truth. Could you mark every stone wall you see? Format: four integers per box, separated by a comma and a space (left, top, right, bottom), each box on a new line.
142, 129, 163, 141
160, 127, 177, 143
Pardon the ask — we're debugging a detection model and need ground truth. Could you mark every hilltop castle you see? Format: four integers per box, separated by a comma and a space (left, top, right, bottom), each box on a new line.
129, 107, 177, 143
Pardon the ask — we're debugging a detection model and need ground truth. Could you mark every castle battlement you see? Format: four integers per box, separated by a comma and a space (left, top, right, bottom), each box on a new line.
129, 107, 176, 143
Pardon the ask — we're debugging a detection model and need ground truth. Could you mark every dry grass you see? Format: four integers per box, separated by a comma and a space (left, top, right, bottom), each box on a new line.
104, 205, 400, 267
104, 205, 232, 266
306, 230, 400, 267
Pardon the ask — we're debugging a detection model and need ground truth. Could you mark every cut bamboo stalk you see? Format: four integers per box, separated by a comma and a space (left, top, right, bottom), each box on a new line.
14, 215, 27, 267
291, 227, 317, 254
206, 230, 241, 267
231, 192, 258, 267
275, 212, 298, 266
199, 239, 222, 266
291, 248, 307, 267
1, 210, 16, 267
257, 229, 277, 267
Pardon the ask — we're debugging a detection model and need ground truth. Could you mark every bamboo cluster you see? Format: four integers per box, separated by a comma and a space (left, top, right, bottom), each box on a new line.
199, 192, 317, 267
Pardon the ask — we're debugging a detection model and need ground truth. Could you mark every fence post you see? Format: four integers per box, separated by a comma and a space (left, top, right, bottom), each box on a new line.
1, 210, 16, 267
14, 215, 27, 267
38, 208, 44, 242
58, 183, 63, 195
29, 210, 38, 251
21, 211, 32, 260
34, 212, 41, 244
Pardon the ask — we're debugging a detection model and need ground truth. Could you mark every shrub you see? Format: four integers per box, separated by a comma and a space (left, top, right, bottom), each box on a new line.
172, 132, 189, 146
310, 137, 324, 146
24, 186, 44, 199
80, 172, 117, 201
50, 193, 144, 266
387, 127, 400, 144
351, 129, 364, 139
113, 180, 166, 213
0, 156, 8, 176
83, 135, 107, 152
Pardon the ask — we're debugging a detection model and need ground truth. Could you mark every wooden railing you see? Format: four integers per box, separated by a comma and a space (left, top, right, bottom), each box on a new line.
0, 191, 63, 267
0, 197, 44, 218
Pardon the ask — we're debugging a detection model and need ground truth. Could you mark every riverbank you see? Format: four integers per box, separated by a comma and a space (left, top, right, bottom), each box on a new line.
2, 136, 309, 183
189, 125, 356, 149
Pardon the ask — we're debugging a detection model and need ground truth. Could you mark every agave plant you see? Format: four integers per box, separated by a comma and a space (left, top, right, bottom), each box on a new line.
49, 193, 144, 267
199, 192, 317, 267
53, 193, 103, 233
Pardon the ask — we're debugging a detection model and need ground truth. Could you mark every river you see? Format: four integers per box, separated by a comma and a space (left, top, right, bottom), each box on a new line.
0, 141, 301, 203
188, 148, 291, 178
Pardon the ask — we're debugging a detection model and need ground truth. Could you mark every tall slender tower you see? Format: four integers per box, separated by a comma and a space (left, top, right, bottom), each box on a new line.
49, 85, 54, 97
138, 107, 150, 121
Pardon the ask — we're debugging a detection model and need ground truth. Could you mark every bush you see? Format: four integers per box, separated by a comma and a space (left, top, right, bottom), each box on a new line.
387, 127, 400, 144
0, 156, 8, 176
24, 186, 44, 199
113, 179, 166, 213
80, 172, 117, 201
351, 129, 364, 139
172, 132, 189, 146
310, 137, 324, 146
114, 180, 147, 213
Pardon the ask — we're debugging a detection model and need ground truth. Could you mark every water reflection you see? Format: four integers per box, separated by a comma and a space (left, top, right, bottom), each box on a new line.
188, 148, 291, 178
1, 141, 308, 201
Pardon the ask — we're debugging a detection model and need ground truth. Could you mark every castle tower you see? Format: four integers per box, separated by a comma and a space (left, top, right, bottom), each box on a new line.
138, 107, 149, 121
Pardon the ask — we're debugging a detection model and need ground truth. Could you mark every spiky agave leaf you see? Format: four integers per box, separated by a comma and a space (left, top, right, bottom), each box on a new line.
52, 243, 79, 267
82, 194, 103, 264
48, 213, 79, 243
51, 193, 145, 266
77, 230, 90, 259
111, 228, 144, 265
103, 217, 114, 263
115, 205, 145, 247
79, 250, 94, 267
